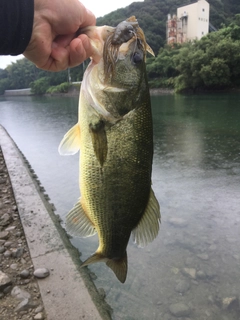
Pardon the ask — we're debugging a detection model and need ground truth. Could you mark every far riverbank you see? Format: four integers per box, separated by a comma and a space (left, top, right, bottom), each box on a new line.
4, 85, 240, 97
3, 86, 174, 97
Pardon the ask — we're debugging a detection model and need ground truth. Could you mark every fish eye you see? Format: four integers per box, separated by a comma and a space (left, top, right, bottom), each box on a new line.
128, 29, 135, 37
126, 25, 134, 32
132, 51, 143, 64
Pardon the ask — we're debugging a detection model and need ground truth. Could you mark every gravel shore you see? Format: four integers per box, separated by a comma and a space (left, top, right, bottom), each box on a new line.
0, 147, 46, 320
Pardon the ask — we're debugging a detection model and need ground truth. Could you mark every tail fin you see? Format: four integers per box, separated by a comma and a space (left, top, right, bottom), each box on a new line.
106, 252, 127, 283
81, 252, 128, 283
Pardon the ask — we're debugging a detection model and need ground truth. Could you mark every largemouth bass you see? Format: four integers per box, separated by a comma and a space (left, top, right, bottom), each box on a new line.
59, 17, 160, 283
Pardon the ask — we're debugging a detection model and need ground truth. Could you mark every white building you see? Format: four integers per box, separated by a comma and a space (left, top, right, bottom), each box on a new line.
167, 0, 210, 44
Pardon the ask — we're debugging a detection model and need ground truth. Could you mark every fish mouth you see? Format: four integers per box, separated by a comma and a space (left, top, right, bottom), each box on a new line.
103, 16, 148, 82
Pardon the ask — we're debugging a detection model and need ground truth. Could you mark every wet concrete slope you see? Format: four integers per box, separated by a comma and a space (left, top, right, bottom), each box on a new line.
0, 125, 111, 320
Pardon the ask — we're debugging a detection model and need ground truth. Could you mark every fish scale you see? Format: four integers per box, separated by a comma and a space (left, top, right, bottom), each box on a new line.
80, 90, 152, 256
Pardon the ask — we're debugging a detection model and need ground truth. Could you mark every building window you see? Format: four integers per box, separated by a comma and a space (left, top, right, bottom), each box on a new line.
202, 32, 204, 35
202, 8, 205, 12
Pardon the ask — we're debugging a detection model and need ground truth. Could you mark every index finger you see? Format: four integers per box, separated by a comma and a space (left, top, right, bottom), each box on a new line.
80, 7, 96, 29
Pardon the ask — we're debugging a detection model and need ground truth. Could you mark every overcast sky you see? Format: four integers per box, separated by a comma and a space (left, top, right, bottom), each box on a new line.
0, 0, 143, 69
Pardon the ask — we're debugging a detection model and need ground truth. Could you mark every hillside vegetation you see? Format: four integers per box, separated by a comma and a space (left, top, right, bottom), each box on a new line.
97, 0, 240, 55
147, 14, 240, 92
0, 0, 240, 94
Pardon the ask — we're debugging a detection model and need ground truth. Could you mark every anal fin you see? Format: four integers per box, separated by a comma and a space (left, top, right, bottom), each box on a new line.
132, 188, 160, 247
81, 252, 107, 267
65, 200, 96, 238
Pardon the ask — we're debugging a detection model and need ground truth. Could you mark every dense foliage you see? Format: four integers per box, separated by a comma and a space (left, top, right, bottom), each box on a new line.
0, 58, 86, 95
30, 77, 50, 95
0, 0, 240, 94
147, 15, 240, 92
46, 82, 70, 94
97, 0, 240, 55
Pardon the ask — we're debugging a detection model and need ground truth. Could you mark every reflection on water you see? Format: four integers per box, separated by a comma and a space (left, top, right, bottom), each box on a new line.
1, 94, 240, 320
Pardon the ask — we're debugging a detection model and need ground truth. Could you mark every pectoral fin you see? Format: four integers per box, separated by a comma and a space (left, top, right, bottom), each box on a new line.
132, 188, 160, 247
58, 124, 80, 155
89, 120, 108, 166
146, 43, 155, 57
65, 200, 96, 238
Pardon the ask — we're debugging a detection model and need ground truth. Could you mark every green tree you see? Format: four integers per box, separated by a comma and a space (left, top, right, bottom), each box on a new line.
146, 44, 180, 87
5, 59, 38, 89
200, 58, 230, 87
167, 17, 240, 92
0, 78, 10, 95
30, 77, 50, 95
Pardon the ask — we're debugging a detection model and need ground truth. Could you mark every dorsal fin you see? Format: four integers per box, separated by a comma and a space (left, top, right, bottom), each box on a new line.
58, 124, 80, 155
65, 200, 97, 238
132, 188, 160, 247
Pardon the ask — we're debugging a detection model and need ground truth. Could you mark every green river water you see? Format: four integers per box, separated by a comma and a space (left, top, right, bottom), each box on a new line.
0, 93, 240, 320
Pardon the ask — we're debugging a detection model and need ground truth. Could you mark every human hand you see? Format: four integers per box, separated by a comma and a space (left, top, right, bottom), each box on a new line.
23, 0, 96, 71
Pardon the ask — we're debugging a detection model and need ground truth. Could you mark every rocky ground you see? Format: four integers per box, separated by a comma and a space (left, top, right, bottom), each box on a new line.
0, 147, 47, 320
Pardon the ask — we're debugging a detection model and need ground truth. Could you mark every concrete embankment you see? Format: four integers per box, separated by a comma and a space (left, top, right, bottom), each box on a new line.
0, 125, 112, 320
4, 89, 33, 96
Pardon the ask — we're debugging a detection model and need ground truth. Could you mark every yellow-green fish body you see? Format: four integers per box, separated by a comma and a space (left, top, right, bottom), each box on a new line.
59, 17, 160, 283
